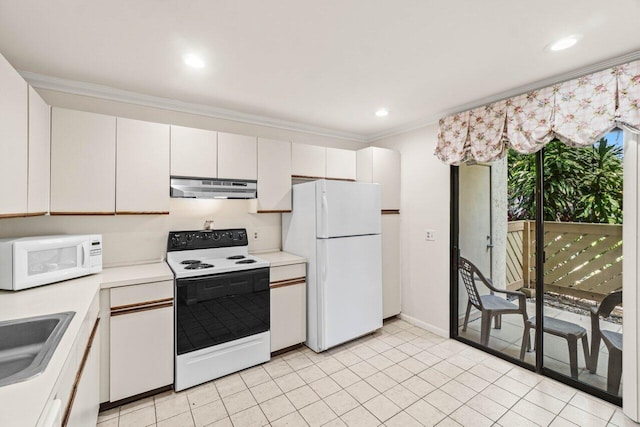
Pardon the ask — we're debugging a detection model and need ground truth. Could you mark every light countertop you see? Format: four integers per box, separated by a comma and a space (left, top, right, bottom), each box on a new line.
100, 262, 174, 289
0, 261, 173, 426
254, 250, 306, 267
0, 275, 101, 427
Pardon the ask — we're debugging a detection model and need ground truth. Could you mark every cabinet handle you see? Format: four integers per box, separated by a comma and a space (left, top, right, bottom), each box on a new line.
270, 278, 306, 289
62, 318, 100, 427
111, 299, 173, 316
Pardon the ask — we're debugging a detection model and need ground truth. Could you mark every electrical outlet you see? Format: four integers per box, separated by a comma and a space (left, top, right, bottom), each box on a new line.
253, 231, 259, 240
425, 229, 436, 241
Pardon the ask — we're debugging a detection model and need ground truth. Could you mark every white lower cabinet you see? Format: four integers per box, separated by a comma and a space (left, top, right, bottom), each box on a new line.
270, 264, 306, 352
109, 281, 173, 402
42, 295, 100, 427
382, 214, 401, 318
66, 326, 100, 427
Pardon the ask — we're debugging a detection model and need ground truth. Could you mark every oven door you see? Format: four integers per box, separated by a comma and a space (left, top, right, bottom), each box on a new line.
175, 267, 270, 355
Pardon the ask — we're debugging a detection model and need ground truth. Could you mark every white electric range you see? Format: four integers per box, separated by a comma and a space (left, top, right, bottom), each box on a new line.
166, 229, 271, 391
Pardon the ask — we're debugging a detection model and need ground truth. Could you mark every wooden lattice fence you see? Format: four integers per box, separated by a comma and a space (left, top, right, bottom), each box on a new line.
506, 220, 622, 302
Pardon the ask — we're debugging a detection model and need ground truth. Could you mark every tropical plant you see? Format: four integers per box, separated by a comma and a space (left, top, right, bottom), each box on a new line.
507, 137, 623, 224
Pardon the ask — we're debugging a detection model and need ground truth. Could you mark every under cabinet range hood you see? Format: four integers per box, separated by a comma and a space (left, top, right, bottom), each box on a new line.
170, 177, 257, 199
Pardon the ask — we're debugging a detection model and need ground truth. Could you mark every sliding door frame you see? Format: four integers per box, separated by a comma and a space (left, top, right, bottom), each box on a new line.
450, 148, 622, 406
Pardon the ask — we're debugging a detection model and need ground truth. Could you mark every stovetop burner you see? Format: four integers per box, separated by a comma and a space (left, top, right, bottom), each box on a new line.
184, 263, 214, 270
167, 229, 269, 278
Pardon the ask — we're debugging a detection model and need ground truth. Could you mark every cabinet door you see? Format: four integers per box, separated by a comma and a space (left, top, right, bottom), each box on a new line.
326, 148, 356, 180
372, 148, 401, 211
217, 132, 257, 180
291, 144, 326, 178
67, 326, 100, 427
0, 53, 28, 216
116, 118, 170, 213
271, 282, 306, 352
51, 108, 116, 214
356, 147, 373, 183
171, 125, 217, 178
258, 138, 291, 212
382, 214, 401, 318
110, 305, 173, 401
27, 86, 50, 214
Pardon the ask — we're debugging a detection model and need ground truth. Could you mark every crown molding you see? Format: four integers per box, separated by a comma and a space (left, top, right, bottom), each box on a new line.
20, 49, 640, 145
19, 70, 368, 143
366, 49, 640, 143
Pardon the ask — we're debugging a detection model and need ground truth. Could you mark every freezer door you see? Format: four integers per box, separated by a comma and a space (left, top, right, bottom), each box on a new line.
316, 235, 382, 350
316, 180, 381, 238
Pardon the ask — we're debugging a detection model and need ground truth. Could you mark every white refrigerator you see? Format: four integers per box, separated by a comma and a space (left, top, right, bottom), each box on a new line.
282, 180, 382, 352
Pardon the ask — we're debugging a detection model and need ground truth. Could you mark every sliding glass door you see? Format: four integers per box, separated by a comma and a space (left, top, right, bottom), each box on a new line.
538, 134, 624, 399
455, 156, 534, 367
452, 131, 624, 405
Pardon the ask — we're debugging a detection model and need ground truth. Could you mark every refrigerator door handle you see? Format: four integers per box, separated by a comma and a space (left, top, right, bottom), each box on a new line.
318, 240, 328, 350
321, 191, 329, 238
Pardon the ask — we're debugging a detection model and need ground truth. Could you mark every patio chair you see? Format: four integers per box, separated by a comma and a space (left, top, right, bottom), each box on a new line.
588, 290, 622, 395
459, 257, 528, 346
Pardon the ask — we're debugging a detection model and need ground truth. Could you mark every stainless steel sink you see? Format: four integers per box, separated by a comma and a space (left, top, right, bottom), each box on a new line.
0, 311, 75, 387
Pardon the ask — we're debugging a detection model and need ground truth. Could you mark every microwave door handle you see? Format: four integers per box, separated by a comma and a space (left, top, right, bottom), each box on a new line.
81, 242, 90, 268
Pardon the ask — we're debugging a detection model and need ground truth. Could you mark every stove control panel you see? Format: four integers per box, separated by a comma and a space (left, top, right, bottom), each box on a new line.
167, 228, 249, 251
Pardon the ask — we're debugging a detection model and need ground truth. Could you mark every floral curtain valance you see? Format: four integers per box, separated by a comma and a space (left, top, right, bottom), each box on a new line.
435, 60, 640, 165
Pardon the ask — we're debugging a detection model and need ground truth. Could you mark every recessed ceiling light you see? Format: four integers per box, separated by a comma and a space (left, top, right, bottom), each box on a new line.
375, 108, 389, 117
547, 35, 582, 52
183, 53, 205, 69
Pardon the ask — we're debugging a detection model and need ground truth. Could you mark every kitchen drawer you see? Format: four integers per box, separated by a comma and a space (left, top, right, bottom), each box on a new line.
270, 264, 305, 284
110, 280, 173, 308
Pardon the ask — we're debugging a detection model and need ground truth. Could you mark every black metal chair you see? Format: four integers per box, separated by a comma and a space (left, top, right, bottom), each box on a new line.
588, 290, 622, 395
459, 257, 528, 346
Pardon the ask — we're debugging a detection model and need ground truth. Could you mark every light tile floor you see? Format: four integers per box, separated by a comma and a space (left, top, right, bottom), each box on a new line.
97, 318, 632, 427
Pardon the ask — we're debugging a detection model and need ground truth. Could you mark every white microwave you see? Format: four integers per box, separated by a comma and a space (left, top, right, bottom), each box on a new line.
0, 235, 103, 291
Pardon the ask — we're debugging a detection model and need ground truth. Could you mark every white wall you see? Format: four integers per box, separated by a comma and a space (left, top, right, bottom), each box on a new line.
373, 124, 451, 336
0, 89, 365, 266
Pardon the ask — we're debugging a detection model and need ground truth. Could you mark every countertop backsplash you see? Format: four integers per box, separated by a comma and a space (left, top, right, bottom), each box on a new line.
0, 198, 281, 267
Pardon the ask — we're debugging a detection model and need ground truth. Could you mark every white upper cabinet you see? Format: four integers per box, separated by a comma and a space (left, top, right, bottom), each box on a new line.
217, 132, 257, 180
357, 147, 401, 211
257, 138, 291, 212
0, 53, 28, 216
170, 125, 217, 178
292, 143, 326, 178
51, 108, 116, 214
326, 147, 356, 180
116, 118, 170, 213
27, 86, 50, 214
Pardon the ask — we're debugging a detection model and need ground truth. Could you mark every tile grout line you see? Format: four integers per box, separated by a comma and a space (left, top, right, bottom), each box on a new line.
101, 319, 621, 427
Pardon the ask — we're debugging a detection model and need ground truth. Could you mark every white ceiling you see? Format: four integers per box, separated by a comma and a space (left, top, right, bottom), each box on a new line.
1, 0, 639, 140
